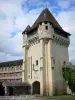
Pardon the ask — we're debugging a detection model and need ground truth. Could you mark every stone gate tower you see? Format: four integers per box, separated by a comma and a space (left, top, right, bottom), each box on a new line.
22, 8, 70, 96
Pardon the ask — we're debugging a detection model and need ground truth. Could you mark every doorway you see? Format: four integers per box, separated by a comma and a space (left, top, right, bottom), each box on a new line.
32, 81, 40, 94
9, 87, 14, 95
0, 82, 5, 96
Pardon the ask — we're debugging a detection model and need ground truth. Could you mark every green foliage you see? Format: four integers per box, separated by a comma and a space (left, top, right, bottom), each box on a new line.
62, 67, 75, 93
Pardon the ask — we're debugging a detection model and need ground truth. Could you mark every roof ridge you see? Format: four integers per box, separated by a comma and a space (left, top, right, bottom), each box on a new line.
0, 59, 23, 64
32, 8, 63, 30
22, 8, 70, 35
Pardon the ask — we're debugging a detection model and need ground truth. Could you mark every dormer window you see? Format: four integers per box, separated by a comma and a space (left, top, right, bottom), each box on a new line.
45, 26, 48, 30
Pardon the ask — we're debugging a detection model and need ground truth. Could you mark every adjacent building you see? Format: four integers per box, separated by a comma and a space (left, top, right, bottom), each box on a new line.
0, 59, 22, 83
0, 8, 70, 96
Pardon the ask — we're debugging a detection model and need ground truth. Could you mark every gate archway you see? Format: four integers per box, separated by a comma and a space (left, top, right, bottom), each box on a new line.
32, 81, 40, 94
0, 82, 5, 96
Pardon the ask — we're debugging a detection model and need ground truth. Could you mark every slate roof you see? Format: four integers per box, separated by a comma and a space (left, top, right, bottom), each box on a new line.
24, 25, 31, 33
22, 8, 70, 35
6, 82, 31, 86
0, 59, 23, 67
32, 8, 63, 30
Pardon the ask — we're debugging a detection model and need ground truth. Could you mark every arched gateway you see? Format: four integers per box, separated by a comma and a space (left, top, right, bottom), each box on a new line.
32, 81, 40, 94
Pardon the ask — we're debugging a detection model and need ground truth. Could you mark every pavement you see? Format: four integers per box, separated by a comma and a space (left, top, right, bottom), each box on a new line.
0, 95, 41, 100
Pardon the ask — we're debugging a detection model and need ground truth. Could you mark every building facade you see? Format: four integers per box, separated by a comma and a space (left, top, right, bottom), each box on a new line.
0, 59, 28, 96
0, 59, 31, 95
0, 8, 70, 96
0, 60, 22, 83
22, 8, 70, 96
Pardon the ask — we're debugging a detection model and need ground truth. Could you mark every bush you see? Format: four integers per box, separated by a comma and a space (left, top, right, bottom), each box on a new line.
62, 67, 75, 93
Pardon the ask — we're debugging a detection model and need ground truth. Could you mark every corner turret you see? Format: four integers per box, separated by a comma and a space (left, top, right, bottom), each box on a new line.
38, 21, 54, 39
23, 32, 29, 47
22, 25, 31, 47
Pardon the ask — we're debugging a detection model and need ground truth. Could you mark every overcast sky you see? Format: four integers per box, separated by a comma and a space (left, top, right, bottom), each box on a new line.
0, 0, 75, 63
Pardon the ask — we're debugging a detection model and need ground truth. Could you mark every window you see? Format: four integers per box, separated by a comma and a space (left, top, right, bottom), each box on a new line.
36, 60, 38, 66
10, 73, 14, 77
16, 79, 21, 83
53, 35, 55, 38
5, 67, 7, 71
40, 22, 42, 25
53, 59, 55, 64
45, 22, 47, 24
63, 61, 66, 65
20, 66, 21, 70
45, 26, 48, 30
17, 72, 21, 77
4, 73, 7, 77
52, 67, 54, 70
16, 66, 18, 70
2, 68, 4, 71
12, 67, 14, 70
63, 61, 66, 66
8, 67, 11, 71
7, 80, 10, 82
10, 79, 14, 83
18, 66, 21, 70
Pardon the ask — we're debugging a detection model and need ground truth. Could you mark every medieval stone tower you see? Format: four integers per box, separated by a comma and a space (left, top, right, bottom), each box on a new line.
22, 8, 70, 96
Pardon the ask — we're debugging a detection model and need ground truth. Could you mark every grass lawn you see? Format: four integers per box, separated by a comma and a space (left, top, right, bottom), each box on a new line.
39, 95, 75, 100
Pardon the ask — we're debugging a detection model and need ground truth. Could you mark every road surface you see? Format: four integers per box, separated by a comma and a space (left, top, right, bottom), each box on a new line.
0, 95, 40, 100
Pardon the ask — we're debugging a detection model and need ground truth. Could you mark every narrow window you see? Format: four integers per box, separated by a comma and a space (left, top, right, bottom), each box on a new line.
53, 59, 55, 64
45, 26, 48, 30
36, 60, 38, 66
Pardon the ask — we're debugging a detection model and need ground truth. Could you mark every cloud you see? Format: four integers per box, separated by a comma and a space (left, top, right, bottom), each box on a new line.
57, 0, 75, 9
58, 0, 71, 9
56, 7, 75, 63
25, 0, 52, 9
0, 0, 44, 62
0, 52, 22, 62
0, 0, 75, 64
0, 0, 26, 62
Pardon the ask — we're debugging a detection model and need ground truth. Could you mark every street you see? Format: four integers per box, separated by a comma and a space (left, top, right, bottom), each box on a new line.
0, 95, 40, 100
